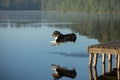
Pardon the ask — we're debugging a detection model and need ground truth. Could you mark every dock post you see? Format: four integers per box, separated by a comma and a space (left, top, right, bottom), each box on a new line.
89, 53, 93, 67
88, 40, 120, 79
102, 54, 106, 75
118, 54, 120, 69
93, 53, 98, 68
108, 54, 112, 72
117, 54, 120, 80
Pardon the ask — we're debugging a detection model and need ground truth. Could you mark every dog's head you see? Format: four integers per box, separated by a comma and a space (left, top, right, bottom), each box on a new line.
52, 73, 60, 79
51, 64, 61, 79
52, 31, 61, 37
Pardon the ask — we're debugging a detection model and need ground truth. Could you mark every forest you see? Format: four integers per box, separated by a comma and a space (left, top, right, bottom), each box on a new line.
0, 0, 41, 10
0, 0, 120, 13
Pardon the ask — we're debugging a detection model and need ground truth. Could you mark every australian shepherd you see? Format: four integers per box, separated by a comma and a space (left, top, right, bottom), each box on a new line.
50, 31, 77, 46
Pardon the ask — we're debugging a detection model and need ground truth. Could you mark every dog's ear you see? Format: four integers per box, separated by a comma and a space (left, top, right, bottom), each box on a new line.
51, 64, 60, 67
51, 64, 60, 70
54, 31, 61, 34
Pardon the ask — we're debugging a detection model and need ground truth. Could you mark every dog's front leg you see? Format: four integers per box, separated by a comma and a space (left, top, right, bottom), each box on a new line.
50, 41, 58, 46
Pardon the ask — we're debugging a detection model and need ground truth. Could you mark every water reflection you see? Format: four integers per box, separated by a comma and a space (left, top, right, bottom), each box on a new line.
49, 14, 120, 43
89, 67, 97, 80
89, 67, 120, 80
51, 64, 77, 80
0, 11, 120, 43
0, 11, 119, 80
0, 22, 42, 28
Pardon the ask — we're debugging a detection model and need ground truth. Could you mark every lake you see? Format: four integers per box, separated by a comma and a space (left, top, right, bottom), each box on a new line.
0, 11, 120, 80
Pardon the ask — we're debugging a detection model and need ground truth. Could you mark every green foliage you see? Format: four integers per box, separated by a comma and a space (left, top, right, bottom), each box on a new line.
0, 0, 120, 13
41, 0, 120, 13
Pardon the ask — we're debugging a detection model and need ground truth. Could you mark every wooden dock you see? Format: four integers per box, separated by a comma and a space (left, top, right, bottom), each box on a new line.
88, 40, 120, 80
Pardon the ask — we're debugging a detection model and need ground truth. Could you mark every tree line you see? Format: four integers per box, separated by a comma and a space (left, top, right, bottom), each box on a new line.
0, 0, 120, 13
0, 0, 41, 10
41, 0, 120, 13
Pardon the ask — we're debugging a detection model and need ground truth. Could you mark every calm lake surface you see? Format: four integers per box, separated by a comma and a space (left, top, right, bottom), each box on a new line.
0, 11, 120, 80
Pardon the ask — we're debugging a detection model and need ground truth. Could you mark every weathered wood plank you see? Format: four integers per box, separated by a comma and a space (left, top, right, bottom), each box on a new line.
88, 40, 120, 79
88, 40, 120, 49
88, 48, 119, 54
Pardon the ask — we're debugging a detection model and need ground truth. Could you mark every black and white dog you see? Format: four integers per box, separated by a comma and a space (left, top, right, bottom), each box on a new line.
50, 31, 77, 46
51, 64, 77, 80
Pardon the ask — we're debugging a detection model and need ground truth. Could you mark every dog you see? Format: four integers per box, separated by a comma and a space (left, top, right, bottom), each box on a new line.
51, 64, 77, 80
50, 31, 77, 46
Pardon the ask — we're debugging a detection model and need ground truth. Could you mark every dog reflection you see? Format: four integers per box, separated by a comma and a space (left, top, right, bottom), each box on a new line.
51, 64, 77, 80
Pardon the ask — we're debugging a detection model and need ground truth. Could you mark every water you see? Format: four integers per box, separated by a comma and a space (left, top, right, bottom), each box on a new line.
0, 11, 119, 80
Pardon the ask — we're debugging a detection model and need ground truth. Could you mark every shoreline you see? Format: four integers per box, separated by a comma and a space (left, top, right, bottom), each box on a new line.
0, 10, 120, 15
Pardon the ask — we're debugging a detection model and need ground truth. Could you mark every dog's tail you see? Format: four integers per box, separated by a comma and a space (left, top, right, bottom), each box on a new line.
71, 67, 77, 78
72, 33, 77, 43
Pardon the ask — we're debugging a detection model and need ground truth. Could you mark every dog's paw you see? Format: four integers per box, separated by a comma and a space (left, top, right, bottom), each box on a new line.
50, 40, 56, 43
50, 41, 57, 46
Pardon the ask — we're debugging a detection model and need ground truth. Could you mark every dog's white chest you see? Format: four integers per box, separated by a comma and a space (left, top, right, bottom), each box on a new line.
50, 36, 58, 46
55, 36, 58, 41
